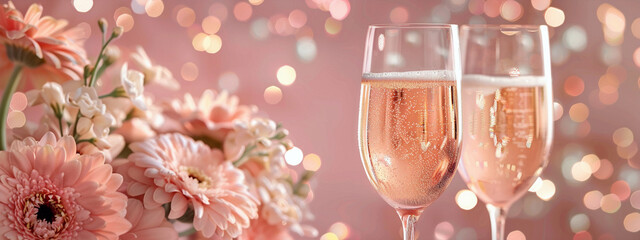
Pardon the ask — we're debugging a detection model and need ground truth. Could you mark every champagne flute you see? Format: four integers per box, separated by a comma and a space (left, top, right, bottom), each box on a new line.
458, 25, 554, 240
358, 24, 462, 240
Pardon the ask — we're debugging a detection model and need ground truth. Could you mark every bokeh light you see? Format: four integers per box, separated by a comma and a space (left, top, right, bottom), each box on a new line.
285, 147, 304, 166
613, 128, 634, 147
531, 0, 550, 11
248, 0, 264, 6
289, 10, 308, 28
536, 179, 556, 201
500, 0, 523, 22
130, 0, 145, 14
632, 18, 640, 40
563, 26, 587, 52
435, 221, 454, 240
634, 48, 640, 68
584, 190, 603, 210
455, 189, 478, 210
593, 159, 614, 180
390, 6, 409, 23
325, 18, 342, 35
600, 194, 621, 213
250, 18, 270, 40
599, 73, 619, 93
630, 191, 640, 210
320, 232, 338, 240
569, 103, 589, 123
611, 180, 631, 201
553, 102, 563, 121
192, 33, 208, 51
617, 142, 638, 159
180, 62, 198, 81
202, 16, 221, 34
303, 153, 322, 171
297, 37, 317, 62
329, 222, 350, 239
573, 231, 592, 240
116, 13, 135, 32
570, 213, 590, 233
544, 7, 565, 27
329, 0, 350, 21
145, 0, 164, 17
564, 76, 585, 97
484, 0, 500, 18
205, 34, 222, 54
581, 154, 601, 173
277, 65, 297, 86
624, 213, 640, 232
73, 0, 93, 13
571, 161, 592, 181
234, 2, 252, 22
176, 7, 196, 27
10, 92, 27, 111
506, 230, 526, 240
264, 86, 283, 104
6, 111, 25, 129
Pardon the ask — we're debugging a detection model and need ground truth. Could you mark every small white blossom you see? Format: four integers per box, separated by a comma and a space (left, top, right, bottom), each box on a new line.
121, 63, 147, 110
68, 86, 103, 118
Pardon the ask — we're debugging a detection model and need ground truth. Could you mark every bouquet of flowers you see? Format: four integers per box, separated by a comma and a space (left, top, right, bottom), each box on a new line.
0, 2, 317, 239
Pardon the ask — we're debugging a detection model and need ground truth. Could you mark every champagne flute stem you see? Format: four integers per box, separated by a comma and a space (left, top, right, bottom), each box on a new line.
400, 214, 419, 240
486, 204, 508, 240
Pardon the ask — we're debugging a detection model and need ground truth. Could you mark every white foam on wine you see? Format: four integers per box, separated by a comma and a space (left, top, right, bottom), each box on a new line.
363, 70, 456, 81
463, 74, 548, 88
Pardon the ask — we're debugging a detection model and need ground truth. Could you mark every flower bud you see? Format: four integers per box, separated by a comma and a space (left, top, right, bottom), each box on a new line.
112, 26, 123, 38
41, 82, 65, 107
98, 18, 108, 33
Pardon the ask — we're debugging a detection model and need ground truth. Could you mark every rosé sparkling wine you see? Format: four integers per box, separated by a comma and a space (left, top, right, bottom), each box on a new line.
458, 74, 553, 207
358, 71, 460, 214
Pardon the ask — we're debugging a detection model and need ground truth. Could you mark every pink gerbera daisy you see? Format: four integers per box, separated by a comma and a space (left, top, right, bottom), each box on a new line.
0, 1, 88, 89
0, 132, 130, 239
116, 133, 258, 239
163, 90, 255, 141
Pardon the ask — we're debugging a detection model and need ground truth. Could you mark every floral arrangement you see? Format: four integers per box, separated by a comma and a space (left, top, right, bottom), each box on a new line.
0, 2, 317, 239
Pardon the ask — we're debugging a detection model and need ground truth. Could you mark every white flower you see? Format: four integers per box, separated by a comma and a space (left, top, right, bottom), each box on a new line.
224, 118, 287, 169
68, 86, 103, 117
131, 46, 180, 90
121, 63, 147, 110
41, 82, 66, 107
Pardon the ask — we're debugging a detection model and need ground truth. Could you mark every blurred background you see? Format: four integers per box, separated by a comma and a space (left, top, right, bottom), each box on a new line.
10, 0, 640, 239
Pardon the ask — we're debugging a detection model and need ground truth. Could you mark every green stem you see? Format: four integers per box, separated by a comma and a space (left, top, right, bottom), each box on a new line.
71, 112, 82, 139
54, 105, 64, 137
232, 144, 257, 167
0, 64, 23, 150
178, 226, 197, 237
88, 37, 114, 87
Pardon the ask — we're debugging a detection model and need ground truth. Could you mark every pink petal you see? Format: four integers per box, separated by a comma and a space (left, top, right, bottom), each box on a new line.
168, 194, 188, 219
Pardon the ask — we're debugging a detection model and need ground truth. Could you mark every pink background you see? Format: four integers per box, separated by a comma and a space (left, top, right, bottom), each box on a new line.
10, 0, 640, 239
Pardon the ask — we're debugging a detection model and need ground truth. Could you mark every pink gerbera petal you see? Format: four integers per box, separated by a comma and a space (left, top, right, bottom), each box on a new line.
117, 133, 258, 239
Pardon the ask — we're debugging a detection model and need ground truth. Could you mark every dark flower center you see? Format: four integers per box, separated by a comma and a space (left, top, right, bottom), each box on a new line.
36, 203, 56, 223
